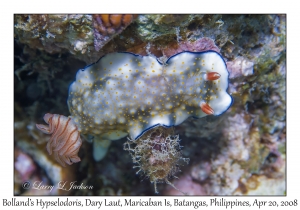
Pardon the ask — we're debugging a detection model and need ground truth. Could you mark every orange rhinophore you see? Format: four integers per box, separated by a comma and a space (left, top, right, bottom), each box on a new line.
205, 72, 221, 81
36, 113, 82, 167
200, 102, 214, 115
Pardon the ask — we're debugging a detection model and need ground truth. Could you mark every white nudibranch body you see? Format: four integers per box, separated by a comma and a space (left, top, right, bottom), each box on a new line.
68, 51, 232, 145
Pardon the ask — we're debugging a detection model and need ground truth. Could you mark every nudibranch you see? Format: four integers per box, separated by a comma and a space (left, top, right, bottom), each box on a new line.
36, 114, 82, 166
36, 50, 232, 165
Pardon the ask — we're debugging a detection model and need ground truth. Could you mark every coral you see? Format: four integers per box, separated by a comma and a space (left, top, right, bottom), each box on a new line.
93, 14, 137, 51
191, 162, 211, 182
201, 112, 265, 195
126, 37, 220, 59
135, 15, 205, 42
14, 149, 37, 183
14, 15, 94, 57
124, 126, 189, 193
226, 57, 254, 79
16, 140, 76, 195
14, 14, 138, 63
163, 174, 206, 195
14, 15, 285, 65
161, 37, 220, 57
235, 152, 285, 195
193, 110, 284, 195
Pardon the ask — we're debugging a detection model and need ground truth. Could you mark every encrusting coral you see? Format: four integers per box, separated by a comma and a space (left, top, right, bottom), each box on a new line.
14, 14, 138, 63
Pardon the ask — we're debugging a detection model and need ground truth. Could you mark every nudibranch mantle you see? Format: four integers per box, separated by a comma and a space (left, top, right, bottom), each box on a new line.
68, 51, 232, 141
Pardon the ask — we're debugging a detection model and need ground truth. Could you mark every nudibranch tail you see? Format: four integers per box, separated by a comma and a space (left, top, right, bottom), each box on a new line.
36, 113, 82, 167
